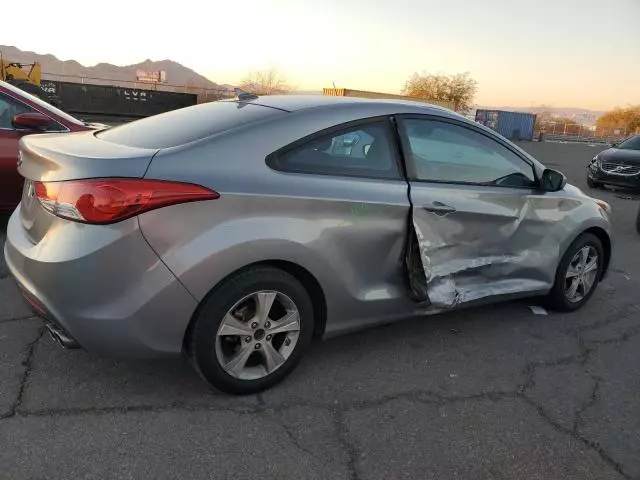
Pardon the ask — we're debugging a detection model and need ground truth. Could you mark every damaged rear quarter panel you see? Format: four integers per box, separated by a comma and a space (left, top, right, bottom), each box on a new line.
408, 183, 610, 309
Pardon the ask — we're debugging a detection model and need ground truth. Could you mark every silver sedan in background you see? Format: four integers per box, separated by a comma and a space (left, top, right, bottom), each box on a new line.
4, 95, 613, 393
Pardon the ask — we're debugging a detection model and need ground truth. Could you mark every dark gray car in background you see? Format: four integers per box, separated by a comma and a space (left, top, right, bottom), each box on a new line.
4, 95, 613, 393
588, 134, 640, 190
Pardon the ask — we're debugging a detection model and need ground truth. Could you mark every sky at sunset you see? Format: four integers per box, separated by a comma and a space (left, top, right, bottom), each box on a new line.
2, 0, 638, 110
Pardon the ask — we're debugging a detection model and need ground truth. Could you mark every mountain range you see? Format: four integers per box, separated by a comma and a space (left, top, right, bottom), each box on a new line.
1, 45, 231, 91
2, 45, 606, 120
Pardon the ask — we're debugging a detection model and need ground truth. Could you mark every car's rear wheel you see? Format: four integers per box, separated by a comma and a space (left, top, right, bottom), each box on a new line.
586, 176, 603, 189
545, 233, 603, 312
187, 267, 314, 394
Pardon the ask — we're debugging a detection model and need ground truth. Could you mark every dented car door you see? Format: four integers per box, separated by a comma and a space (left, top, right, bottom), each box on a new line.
398, 116, 553, 308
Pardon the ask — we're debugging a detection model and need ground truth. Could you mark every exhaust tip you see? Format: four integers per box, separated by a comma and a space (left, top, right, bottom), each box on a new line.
46, 323, 81, 350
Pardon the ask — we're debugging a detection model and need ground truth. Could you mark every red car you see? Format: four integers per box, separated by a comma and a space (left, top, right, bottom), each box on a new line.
0, 81, 92, 212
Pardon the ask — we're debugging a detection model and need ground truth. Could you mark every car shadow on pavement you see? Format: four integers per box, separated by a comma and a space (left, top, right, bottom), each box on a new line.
18, 298, 570, 413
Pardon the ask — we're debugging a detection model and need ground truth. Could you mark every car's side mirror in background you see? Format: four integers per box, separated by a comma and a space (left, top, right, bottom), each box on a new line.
13, 112, 51, 130
540, 168, 567, 192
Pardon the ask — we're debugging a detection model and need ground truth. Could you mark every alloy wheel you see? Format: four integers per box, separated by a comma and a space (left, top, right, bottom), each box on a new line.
215, 291, 301, 380
564, 246, 599, 303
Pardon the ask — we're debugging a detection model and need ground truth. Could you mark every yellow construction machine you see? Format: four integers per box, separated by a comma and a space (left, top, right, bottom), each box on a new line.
0, 53, 42, 86
0, 52, 63, 107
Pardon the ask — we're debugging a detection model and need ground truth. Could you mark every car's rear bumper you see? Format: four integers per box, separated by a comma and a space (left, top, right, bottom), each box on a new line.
3, 207, 199, 358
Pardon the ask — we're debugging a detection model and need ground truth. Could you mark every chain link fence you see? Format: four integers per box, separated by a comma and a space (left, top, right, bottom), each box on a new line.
536, 121, 640, 143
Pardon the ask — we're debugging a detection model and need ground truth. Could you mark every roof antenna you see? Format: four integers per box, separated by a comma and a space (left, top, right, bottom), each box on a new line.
234, 87, 259, 101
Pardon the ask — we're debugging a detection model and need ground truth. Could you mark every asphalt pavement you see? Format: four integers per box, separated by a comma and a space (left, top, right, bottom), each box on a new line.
1, 141, 639, 480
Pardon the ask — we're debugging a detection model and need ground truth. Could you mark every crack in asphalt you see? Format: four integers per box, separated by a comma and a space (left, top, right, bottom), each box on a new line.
517, 320, 639, 479
269, 414, 320, 462
332, 409, 362, 480
573, 373, 601, 434
17, 403, 258, 418
3, 381, 634, 479
590, 324, 640, 345
571, 303, 640, 334
521, 395, 633, 480
2, 326, 45, 420
1, 302, 638, 477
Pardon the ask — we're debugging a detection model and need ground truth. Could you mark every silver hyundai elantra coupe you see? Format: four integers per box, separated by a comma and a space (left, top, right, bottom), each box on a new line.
4, 94, 612, 393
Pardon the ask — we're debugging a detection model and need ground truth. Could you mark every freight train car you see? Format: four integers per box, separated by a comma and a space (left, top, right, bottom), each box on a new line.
40, 80, 197, 119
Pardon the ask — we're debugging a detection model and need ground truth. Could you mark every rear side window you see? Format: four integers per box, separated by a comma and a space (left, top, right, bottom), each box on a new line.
97, 101, 283, 149
268, 120, 401, 179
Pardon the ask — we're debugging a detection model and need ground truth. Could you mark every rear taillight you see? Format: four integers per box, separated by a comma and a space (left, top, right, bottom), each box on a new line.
34, 178, 219, 224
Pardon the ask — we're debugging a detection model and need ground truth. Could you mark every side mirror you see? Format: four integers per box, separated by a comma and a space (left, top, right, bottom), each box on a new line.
540, 168, 567, 192
13, 112, 51, 130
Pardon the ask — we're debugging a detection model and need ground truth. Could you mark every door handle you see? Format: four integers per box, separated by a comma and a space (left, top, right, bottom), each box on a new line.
422, 202, 457, 215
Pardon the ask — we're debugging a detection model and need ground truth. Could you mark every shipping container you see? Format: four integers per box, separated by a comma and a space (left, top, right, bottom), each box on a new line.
475, 109, 537, 141
39, 80, 197, 118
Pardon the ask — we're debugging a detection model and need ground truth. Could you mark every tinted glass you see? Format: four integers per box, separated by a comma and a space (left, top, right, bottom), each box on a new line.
98, 101, 283, 149
2, 81, 84, 126
272, 121, 400, 179
0, 93, 67, 131
616, 135, 640, 151
402, 119, 535, 187
0, 94, 31, 129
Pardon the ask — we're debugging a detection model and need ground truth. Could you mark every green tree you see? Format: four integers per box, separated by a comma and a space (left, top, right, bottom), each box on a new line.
403, 72, 477, 112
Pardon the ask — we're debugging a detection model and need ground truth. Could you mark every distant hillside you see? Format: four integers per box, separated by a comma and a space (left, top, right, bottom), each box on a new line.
1, 45, 227, 91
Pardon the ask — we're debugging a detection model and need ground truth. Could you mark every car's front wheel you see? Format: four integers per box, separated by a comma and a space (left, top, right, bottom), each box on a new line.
187, 267, 314, 394
545, 233, 604, 312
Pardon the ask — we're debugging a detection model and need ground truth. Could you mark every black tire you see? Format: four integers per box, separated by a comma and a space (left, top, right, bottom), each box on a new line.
545, 233, 604, 312
586, 176, 602, 189
187, 267, 314, 394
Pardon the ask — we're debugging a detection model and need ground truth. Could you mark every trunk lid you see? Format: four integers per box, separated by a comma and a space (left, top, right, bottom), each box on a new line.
18, 131, 158, 182
18, 131, 158, 244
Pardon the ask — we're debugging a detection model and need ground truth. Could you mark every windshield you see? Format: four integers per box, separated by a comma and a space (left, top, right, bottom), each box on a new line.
1, 81, 84, 126
616, 135, 640, 151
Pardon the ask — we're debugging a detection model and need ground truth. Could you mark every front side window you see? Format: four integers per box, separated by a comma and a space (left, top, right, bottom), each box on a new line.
0, 94, 31, 129
0, 93, 67, 131
401, 118, 536, 188
270, 121, 400, 179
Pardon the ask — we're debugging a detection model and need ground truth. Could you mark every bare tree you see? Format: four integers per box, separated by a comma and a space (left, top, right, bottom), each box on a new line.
239, 67, 292, 95
403, 72, 477, 112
